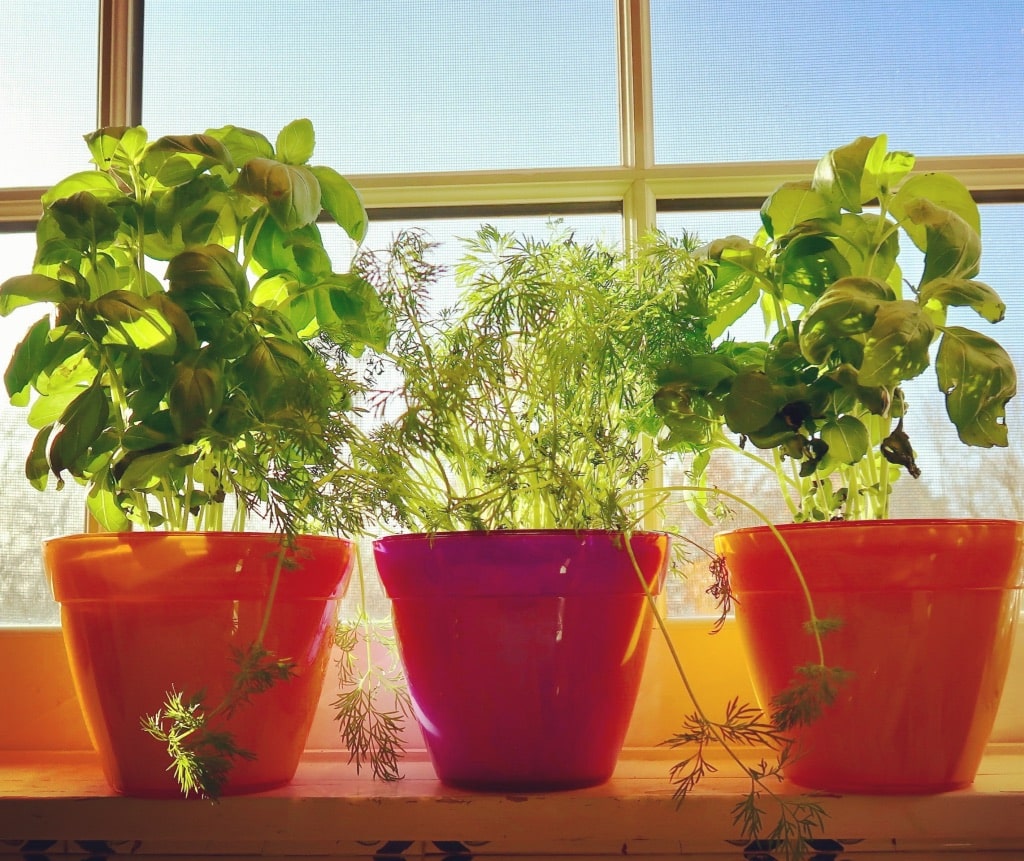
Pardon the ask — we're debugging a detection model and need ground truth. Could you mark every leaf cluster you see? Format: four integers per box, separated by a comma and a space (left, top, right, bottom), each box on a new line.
654, 135, 1017, 520
140, 643, 295, 800
664, 698, 826, 861
332, 613, 412, 781
0, 119, 391, 534
354, 224, 715, 532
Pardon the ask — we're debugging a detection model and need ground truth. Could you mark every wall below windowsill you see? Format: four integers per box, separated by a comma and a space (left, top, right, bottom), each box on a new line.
1, 746, 1023, 858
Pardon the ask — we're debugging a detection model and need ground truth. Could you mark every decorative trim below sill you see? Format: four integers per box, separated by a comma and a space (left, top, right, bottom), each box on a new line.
3, 746, 1023, 857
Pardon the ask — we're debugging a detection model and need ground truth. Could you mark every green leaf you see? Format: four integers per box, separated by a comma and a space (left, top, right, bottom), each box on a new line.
48, 192, 121, 248
858, 300, 936, 387
705, 239, 764, 338
25, 424, 54, 490
168, 351, 226, 440
936, 326, 1016, 447
204, 124, 274, 167
800, 276, 894, 365
40, 171, 124, 208
239, 336, 309, 413
87, 482, 132, 531
119, 449, 197, 492
310, 165, 368, 243
891, 172, 981, 253
819, 415, 869, 465
49, 381, 109, 478
760, 182, 834, 238
153, 176, 243, 254
84, 126, 148, 171
142, 134, 235, 187
814, 212, 899, 283
28, 386, 87, 429
656, 353, 737, 393
874, 149, 915, 194
723, 370, 785, 434
93, 290, 177, 355
166, 245, 247, 312
902, 198, 981, 284
775, 230, 851, 305
920, 277, 1006, 324
276, 118, 316, 165
4, 315, 50, 401
237, 158, 322, 231
318, 273, 394, 353
248, 219, 326, 281
148, 292, 200, 350
811, 135, 885, 212
0, 274, 68, 314
121, 410, 179, 451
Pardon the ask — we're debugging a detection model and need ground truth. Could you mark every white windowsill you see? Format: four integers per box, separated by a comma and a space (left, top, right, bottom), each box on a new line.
1, 745, 1023, 858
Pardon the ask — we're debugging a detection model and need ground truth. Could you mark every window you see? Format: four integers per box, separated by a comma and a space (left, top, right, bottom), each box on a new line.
2, 0, 1022, 625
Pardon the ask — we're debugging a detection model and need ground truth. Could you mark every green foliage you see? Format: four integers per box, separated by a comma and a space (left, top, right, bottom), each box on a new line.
654, 135, 1017, 520
0, 119, 391, 535
664, 698, 827, 861
770, 663, 854, 732
354, 224, 714, 532
332, 613, 411, 781
140, 643, 296, 800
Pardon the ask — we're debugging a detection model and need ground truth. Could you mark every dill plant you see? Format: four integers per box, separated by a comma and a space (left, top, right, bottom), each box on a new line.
353, 224, 831, 855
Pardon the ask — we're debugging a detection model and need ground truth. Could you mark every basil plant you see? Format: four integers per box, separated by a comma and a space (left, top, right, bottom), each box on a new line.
655, 135, 1016, 521
1, 119, 391, 534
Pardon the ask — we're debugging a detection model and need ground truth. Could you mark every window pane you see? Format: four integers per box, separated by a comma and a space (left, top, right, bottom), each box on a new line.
142, 1, 620, 172
0, 234, 87, 627
652, 2, 1024, 163
0, 2, 99, 187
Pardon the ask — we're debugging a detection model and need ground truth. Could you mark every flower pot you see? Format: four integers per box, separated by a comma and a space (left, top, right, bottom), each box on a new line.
45, 532, 353, 797
374, 529, 669, 791
716, 518, 1024, 794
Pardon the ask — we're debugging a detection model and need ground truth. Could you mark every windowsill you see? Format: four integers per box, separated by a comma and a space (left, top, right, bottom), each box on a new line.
1, 746, 1023, 857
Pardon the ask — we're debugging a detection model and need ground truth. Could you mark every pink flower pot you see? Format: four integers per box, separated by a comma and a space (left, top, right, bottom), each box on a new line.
374, 529, 669, 791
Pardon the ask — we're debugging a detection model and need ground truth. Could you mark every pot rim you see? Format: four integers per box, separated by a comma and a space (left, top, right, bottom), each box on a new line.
374, 527, 668, 546
716, 517, 1024, 539
42, 530, 350, 547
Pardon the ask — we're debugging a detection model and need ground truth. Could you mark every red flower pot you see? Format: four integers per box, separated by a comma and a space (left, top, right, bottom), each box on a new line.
716, 518, 1024, 793
45, 532, 353, 797
374, 529, 669, 791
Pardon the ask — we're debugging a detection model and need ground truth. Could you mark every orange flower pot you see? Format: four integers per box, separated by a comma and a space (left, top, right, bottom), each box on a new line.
716, 519, 1024, 793
374, 529, 669, 791
45, 532, 353, 797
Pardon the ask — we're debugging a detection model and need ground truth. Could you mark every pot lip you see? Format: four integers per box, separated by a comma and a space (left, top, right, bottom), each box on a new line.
717, 517, 1024, 539
373, 528, 668, 545
42, 531, 351, 548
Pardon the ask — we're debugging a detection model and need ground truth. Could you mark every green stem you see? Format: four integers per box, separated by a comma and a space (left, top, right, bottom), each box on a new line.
624, 483, 828, 668
623, 532, 804, 843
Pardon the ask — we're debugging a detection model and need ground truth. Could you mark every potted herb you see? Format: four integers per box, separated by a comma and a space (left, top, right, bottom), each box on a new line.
654, 134, 1022, 794
353, 224, 713, 790
0, 118, 391, 798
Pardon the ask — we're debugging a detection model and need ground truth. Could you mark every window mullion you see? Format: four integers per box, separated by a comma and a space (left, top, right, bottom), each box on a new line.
619, 0, 657, 246
98, 0, 143, 128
